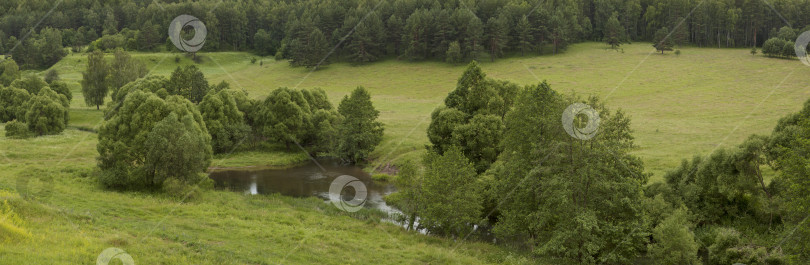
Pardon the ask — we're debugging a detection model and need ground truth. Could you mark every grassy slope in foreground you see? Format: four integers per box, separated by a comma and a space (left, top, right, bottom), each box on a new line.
47, 42, 810, 181
0, 125, 540, 264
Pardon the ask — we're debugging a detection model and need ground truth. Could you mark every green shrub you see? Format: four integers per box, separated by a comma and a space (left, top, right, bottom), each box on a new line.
199, 89, 251, 153
0, 86, 31, 122
648, 207, 700, 265
4, 120, 29, 138
25, 87, 68, 136
10, 75, 47, 95
48, 81, 72, 102
98, 90, 212, 190
762, 38, 787, 57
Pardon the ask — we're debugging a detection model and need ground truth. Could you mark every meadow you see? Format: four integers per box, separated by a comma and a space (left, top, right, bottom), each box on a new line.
46, 42, 810, 180
2, 41, 809, 263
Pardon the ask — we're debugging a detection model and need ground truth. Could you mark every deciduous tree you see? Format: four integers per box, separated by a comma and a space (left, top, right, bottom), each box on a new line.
81, 50, 109, 109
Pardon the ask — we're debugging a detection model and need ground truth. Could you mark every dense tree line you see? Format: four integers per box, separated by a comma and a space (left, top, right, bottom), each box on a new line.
4, 0, 810, 69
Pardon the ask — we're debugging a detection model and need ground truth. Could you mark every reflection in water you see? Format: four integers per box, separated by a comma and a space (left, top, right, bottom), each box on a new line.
210, 158, 493, 240
209, 159, 398, 214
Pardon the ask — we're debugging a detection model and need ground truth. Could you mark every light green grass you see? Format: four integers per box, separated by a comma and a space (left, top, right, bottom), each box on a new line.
3, 42, 807, 263
47, 42, 810, 180
0, 124, 541, 264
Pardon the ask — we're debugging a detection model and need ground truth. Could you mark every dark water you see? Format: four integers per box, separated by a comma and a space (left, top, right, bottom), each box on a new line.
208, 159, 399, 214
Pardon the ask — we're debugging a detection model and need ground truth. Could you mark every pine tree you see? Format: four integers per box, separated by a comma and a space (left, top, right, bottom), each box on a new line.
336, 86, 384, 164
515, 16, 533, 56
347, 13, 386, 63
653, 27, 674, 54
603, 12, 624, 49
485, 14, 509, 61
386, 15, 404, 55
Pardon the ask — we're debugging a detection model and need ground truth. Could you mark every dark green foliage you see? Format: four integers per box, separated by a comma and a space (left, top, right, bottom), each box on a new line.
662, 135, 774, 226
97, 90, 211, 190
768, 99, 810, 262
445, 41, 463, 64
111, 75, 170, 105
43, 69, 59, 84
25, 87, 69, 136
286, 27, 330, 68
254, 29, 276, 56
4, 119, 29, 138
143, 112, 212, 188
653, 27, 673, 54
81, 50, 109, 109
762, 38, 786, 57
256, 87, 312, 148
484, 14, 509, 61
346, 12, 386, 63
0, 0, 806, 66
10, 75, 47, 95
702, 227, 780, 265
0, 59, 20, 86
604, 12, 624, 49
775, 26, 796, 41
515, 16, 533, 56
199, 89, 251, 153
418, 147, 481, 236
167, 66, 209, 103
48, 81, 72, 102
648, 207, 700, 265
336, 86, 384, 164
0, 86, 30, 122
109, 49, 147, 92
781, 40, 795, 58
428, 61, 517, 172
492, 82, 648, 263
10, 27, 66, 69
255, 87, 341, 153
385, 160, 420, 230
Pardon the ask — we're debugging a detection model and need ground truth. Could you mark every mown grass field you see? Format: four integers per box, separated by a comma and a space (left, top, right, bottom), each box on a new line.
2, 42, 809, 263
44, 42, 810, 180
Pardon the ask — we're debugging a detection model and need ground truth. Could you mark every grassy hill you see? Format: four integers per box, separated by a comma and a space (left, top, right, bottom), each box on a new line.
2, 41, 809, 263
44, 42, 810, 180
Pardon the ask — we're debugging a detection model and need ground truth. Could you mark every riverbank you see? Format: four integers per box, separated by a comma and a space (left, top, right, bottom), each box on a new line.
0, 124, 543, 264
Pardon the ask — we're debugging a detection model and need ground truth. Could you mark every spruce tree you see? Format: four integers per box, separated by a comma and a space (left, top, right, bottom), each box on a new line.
336, 86, 384, 164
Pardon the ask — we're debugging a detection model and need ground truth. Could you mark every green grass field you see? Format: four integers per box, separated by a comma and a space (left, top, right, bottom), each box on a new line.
3, 42, 809, 263
42, 42, 810, 180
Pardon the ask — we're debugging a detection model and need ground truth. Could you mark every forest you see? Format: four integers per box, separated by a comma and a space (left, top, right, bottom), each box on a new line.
2, 0, 810, 69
